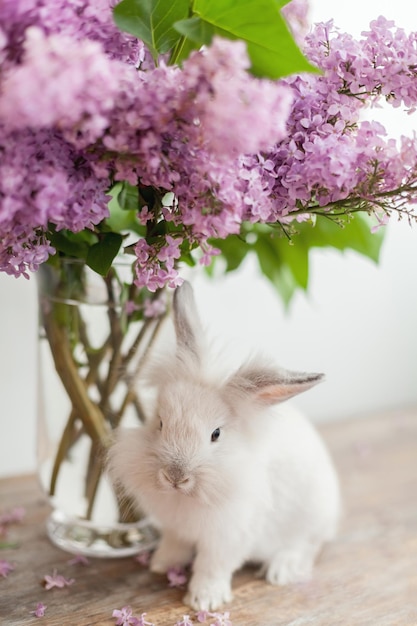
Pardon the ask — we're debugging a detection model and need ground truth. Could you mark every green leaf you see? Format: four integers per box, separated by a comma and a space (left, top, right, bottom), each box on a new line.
277, 238, 309, 289
49, 231, 88, 258
107, 183, 146, 236
210, 234, 250, 273
48, 229, 96, 259
173, 15, 216, 48
253, 233, 298, 305
113, 0, 190, 60
86, 232, 124, 276
117, 181, 139, 211
253, 214, 385, 304
274, 0, 292, 7
294, 213, 385, 262
169, 24, 202, 64
175, 0, 316, 78
106, 206, 146, 237
178, 238, 197, 267
210, 213, 385, 306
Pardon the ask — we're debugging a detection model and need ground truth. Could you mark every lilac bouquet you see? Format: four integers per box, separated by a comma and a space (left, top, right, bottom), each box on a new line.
2, 0, 417, 542
1, 0, 416, 302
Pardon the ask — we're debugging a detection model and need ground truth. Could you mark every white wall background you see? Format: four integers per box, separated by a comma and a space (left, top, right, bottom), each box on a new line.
0, 0, 416, 477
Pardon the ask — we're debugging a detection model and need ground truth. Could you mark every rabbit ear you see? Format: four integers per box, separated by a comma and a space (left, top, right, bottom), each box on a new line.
173, 281, 204, 366
225, 361, 324, 406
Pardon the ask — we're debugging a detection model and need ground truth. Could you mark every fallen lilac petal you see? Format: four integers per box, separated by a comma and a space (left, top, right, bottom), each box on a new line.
9, 507, 26, 523
113, 606, 134, 625
209, 612, 232, 626
167, 566, 188, 587
0, 559, 14, 577
30, 602, 47, 617
134, 551, 151, 567
0, 507, 25, 527
196, 611, 208, 623
43, 570, 75, 590
137, 613, 155, 626
67, 554, 90, 566
0, 515, 10, 527
175, 616, 194, 626
112, 607, 154, 626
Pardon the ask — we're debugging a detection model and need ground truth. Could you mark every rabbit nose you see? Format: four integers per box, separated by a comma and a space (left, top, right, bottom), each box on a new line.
160, 466, 191, 489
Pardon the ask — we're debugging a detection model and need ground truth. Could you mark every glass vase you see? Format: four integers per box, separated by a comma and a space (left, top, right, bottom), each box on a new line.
36, 258, 163, 557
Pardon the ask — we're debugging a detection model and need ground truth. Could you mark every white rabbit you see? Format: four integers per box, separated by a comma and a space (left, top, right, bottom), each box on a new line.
108, 281, 341, 611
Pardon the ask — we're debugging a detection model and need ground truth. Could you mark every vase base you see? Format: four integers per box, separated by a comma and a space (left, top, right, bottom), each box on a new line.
46, 509, 159, 558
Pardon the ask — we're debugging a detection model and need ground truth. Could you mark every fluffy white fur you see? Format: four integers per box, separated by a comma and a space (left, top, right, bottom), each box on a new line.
108, 282, 341, 611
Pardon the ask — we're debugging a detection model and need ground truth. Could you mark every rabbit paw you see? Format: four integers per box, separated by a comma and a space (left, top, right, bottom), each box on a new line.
184, 577, 233, 611
149, 550, 171, 574
266, 550, 313, 585
150, 541, 193, 574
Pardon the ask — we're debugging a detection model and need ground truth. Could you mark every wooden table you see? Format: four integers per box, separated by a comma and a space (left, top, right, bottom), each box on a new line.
1, 410, 417, 626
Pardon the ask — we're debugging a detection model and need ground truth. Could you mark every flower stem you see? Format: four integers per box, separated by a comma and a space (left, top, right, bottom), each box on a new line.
42, 304, 110, 445
39, 262, 169, 523
115, 314, 167, 427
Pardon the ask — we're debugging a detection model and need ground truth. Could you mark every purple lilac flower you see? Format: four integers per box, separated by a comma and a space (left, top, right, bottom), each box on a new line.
0, 0, 145, 68
197, 612, 208, 623
143, 294, 167, 319
112, 607, 154, 626
133, 239, 184, 292
182, 37, 293, 158
1, 1, 417, 287
197, 612, 233, 626
43, 569, 75, 590
0, 559, 14, 577
112, 606, 138, 626
0, 506, 25, 527
95, 37, 293, 288
166, 565, 188, 588
113, 607, 133, 626
238, 18, 417, 225
134, 551, 152, 567
30, 602, 47, 618
67, 554, 90, 566
0, 27, 120, 141
137, 614, 155, 626
307, 17, 417, 110
176, 616, 194, 626
209, 612, 233, 626
0, 129, 109, 277
0, 4, 292, 284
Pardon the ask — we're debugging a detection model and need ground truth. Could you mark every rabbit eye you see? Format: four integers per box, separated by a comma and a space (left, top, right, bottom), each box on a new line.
159, 420, 163, 430
211, 427, 221, 442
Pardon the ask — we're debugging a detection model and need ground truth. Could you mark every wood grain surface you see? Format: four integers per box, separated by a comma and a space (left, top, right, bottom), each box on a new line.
1, 410, 416, 626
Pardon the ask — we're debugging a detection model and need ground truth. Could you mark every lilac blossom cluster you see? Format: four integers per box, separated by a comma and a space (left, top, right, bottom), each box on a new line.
1, 1, 417, 289
238, 17, 417, 225
0, 0, 292, 286
0, 27, 120, 139
0, 0, 144, 68
92, 37, 292, 289
0, 0, 138, 276
0, 128, 109, 277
